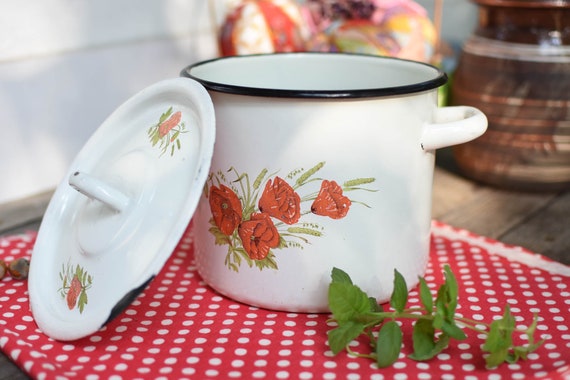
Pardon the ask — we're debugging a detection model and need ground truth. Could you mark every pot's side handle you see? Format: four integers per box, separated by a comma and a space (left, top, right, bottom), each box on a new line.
421, 106, 488, 151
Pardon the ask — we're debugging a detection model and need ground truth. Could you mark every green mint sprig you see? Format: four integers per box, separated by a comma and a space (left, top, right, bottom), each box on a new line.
327, 265, 544, 368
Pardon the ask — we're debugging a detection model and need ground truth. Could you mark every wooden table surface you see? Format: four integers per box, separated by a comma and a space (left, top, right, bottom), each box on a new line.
0, 148, 568, 379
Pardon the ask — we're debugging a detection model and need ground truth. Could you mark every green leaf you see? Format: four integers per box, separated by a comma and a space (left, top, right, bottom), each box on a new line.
331, 267, 353, 285
328, 282, 371, 323
485, 347, 510, 368
390, 269, 408, 313
525, 313, 540, 345
509, 313, 545, 362
483, 305, 515, 368
368, 297, 384, 313
483, 306, 515, 352
419, 277, 433, 313
376, 320, 402, 368
443, 265, 459, 314
328, 321, 366, 355
433, 333, 451, 355
440, 319, 467, 340
409, 317, 436, 361
431, 270, 465, 341
433, 283, 449, 329
512, 339, 544, 362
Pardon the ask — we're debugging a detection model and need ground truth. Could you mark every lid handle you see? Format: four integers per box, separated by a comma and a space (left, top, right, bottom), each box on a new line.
69, 171, 130, 213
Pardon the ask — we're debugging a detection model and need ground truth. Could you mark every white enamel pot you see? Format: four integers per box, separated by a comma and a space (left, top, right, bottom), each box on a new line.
182, 53, 487, 312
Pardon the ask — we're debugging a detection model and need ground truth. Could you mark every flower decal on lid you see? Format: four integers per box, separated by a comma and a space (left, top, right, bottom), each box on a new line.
58, 260, 93, 313
205, 162, 377, 272
147, 107, 187, 156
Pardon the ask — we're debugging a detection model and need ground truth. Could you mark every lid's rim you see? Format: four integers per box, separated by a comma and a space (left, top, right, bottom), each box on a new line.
181, 53, 448, 99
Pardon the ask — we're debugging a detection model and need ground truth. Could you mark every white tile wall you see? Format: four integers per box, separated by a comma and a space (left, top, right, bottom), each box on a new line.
0, 0, 227, 62
0, 0, 225, 204
0, 0, 475, 205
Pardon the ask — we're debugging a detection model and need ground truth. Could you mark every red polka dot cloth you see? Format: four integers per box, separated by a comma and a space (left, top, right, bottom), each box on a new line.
1, 221, 569, 380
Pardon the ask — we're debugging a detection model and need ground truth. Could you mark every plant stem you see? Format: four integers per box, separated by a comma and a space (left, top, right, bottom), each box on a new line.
454, 318, 490, 334
346, 345, 375, 360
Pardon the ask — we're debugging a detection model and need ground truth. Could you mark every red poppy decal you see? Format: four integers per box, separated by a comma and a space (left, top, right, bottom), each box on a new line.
238, 213, 281, 260
66, 275, 82, 310
158, 111, 182, 137
205, 163, 376, 272
311, 180, 352, 219
258, 176, 301, 225
58, 261, 93, 313
148, 107, 187, 157
209, 184, 243, 235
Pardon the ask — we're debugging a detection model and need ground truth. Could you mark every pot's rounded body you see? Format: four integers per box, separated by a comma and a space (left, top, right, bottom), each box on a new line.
452, 1, 570, 191
183, 53, 487, 312
192, 92, 436, 312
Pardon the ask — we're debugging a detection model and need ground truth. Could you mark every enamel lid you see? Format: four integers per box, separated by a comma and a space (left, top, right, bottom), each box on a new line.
28, 78, 216, 341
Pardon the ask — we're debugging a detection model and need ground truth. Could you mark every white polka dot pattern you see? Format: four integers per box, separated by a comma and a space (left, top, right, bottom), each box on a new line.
0, 221, 569, 380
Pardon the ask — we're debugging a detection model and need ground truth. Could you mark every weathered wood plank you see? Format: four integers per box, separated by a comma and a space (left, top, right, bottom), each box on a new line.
434, 186, 558, 240
432, 163, 567, 264
500, 191, 570, 265
0, 354, 29, 380
0, 190, 51, 233
432, 167, 480, 218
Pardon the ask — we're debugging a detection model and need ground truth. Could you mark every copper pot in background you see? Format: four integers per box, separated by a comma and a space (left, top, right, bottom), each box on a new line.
451, 0, 570, 191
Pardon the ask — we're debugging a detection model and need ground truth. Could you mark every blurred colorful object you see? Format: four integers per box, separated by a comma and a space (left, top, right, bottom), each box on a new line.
326, 20, 399, 56
219, 0, 309, 56
218, 0, 437, 63
302, 0, 436, 62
